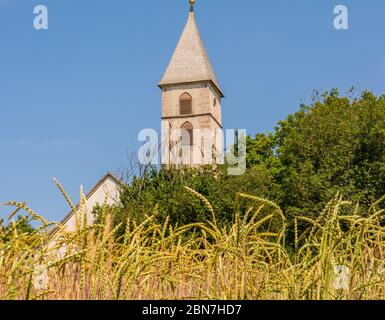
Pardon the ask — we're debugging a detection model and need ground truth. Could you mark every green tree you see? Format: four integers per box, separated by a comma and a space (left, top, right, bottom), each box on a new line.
275, 90, 385, 216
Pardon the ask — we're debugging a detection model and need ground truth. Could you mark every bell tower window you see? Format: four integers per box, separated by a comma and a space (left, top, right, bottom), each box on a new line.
181, 121, 193, 146
180, 93, 192, 115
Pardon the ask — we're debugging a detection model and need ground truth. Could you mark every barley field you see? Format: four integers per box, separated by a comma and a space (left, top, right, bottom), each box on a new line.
1, 184, 385, 300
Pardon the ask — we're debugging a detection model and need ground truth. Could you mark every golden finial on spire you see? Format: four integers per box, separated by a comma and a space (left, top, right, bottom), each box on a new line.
189, 0, 195, 12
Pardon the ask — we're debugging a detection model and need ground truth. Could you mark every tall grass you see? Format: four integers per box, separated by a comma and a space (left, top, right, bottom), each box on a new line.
1, 184, 385, 300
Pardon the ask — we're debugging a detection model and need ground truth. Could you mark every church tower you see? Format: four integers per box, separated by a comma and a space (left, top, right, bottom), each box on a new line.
160, 0, 224, 167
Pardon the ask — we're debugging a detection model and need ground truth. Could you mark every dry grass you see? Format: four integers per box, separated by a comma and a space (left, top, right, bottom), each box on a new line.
1, 184, 385, 300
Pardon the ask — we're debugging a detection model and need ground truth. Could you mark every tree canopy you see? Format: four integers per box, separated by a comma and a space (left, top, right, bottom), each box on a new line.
96, 90, 385, 240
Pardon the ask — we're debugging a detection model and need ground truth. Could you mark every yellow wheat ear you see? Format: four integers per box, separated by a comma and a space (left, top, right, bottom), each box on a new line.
236, 193, 286, 222
4, 201, 48, 225
184, 186, 217, 227
53, 177, 77, 213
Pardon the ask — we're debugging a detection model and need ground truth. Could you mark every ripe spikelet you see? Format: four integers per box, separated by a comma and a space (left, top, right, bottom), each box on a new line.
4, 201, 48, 224
184, 186, 217, 227
294, 217, 299, 250
236, 193, 286, 222
53, 178, 77, 213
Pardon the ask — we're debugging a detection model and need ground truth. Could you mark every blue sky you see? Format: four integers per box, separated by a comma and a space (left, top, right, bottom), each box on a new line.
0, 0, 385, 222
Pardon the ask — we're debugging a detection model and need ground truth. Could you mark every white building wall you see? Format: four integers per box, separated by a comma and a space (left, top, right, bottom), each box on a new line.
61, 176, 120, 233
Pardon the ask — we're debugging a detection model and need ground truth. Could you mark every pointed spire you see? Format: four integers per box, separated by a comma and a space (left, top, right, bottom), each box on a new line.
159, 1, 223, 97
190, 0, 195, 12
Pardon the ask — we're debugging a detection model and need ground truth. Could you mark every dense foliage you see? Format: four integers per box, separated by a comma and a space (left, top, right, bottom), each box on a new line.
275, 90, 385, 216
97, 90, 385, 240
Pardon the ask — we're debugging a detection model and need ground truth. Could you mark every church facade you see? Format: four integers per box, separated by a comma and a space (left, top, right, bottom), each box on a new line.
160, 1, 224, 167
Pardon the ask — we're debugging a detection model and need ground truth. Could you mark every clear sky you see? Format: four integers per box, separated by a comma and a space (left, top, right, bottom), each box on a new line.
1, 0, 384, 222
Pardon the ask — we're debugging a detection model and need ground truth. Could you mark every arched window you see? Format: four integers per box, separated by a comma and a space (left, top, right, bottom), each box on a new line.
180, 93, 192, 115
181, 122, 193, 146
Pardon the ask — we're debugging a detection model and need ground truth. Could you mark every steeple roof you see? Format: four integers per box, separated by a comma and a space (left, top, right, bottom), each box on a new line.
159, 10, 223, 97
